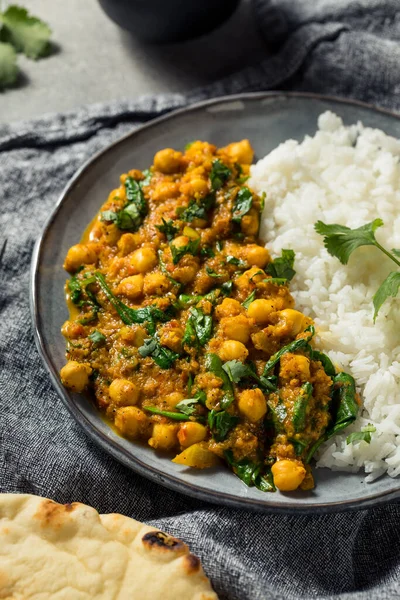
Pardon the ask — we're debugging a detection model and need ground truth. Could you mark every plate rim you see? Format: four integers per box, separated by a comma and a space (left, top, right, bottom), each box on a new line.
30, 90, 400, 513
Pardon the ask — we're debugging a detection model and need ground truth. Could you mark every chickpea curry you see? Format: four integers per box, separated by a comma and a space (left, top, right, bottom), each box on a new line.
60, 140, 359, 494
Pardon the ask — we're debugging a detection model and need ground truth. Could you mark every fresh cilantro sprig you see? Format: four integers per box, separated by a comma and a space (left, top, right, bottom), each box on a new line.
0, 5, 52, 89
346, 424, 376, 445
315, 219, 400, 321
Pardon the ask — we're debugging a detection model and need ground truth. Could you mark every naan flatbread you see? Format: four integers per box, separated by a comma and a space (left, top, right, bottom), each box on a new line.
0, 494, 218, 600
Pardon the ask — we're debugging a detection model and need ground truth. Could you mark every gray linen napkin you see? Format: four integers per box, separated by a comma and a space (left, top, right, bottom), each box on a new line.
2, 1, 400, 599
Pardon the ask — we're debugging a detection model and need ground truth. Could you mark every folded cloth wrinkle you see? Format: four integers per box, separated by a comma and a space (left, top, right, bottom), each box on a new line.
2, 1, 400, 599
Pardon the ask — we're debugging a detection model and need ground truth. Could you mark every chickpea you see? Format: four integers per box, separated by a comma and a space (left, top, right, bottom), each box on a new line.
279, 309, 307, 336
280, 353, 310, 382
117, 233, 140, 256
152, 181, 180, 202
165, 392, 185, 409
64, 243, 97, 273
117, 274, 144, 299
119, 325, 146, 347
241, 208, 260, 236
148, 423, 179, 450
60, 361, 92, 392
235, 267, 265, 290
271, 460, 306, 491
153, 148, 182, 174
220, 315, 251, 344
215, 298, 243, 320
244, 245, 270, 268
130, 247, 157, 273
61, 320, 84, 339
223, 139, 254, 164
143, 272, 169, 295
218, 340, 249, 362
109, 379, 139, 406
178, 422, 207, 447
171, 235, 190, 250
115, 406, 148, 439
181, 178, 209, 197
237, 388, 267, 422
247, 299, 277, 324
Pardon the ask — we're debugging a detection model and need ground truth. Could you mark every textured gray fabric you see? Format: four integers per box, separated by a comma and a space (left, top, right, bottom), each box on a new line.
2, 1, 400, 599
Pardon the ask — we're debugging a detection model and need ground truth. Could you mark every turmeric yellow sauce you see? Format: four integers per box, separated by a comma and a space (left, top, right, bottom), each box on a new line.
60, 140, 358, 493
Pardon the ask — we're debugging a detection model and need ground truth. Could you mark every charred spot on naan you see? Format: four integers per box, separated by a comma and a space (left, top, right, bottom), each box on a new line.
33, 499, 80, 528
142, 530, 188, 555
183, 553, 201, 575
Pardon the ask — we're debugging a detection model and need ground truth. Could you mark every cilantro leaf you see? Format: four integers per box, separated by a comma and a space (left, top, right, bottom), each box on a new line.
222, 360, 250, 383
314, 219, 384, 265
372, 271, 400, 321
101, 176, 147, 231
242, 290, 256, 309
88, 330, 106, 347
0, 41, 17, 87
176, 391, 206, 416
170, 237, 200, 264
226, 255, 247, 268
0, 6, 51, 59
156, 218, 179, 241
205, 266, 222, 278
220, 281, 233, 296
201, 246, 215, 258
210, 160, 231, 190
265, 249, 296, 281
232, 187, 253, 224
346, 424, 376, 445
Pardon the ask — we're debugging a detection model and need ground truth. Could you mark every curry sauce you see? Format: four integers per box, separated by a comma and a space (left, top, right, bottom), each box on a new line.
60, 140, 359, 493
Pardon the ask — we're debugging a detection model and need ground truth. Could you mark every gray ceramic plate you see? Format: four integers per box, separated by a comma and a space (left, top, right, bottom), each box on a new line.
31, 92, 400, 512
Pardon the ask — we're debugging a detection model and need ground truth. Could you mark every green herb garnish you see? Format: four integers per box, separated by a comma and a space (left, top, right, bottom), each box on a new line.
232, 187, 253, 224
224, 450, 275, 492
88, 330, 106, 347
315, 219, 400, 321
346, 424, 376, 445
242, 290, 256, 309
226, 255, 247, 268
205, 266, 222, 278
138, 337, 179, 369
170, 237, 200, 264
265, 249, 296, 281
210, 159, 231, 190
208, 410, 239, 441
156, 218, 179, 241
183, 307, 213, 347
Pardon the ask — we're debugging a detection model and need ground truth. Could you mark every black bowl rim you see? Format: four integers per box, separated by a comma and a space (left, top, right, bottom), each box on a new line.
30, 91, 400, 513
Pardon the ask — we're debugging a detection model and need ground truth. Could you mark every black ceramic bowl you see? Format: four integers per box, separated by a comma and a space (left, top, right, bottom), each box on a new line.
98, 0, 241, 43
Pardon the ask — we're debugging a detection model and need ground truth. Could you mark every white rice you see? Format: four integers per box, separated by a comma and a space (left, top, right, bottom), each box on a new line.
250, 111, 400, 481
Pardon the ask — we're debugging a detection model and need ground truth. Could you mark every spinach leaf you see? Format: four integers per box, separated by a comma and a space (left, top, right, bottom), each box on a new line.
242, 290, 256, 309
306, 371, 359, 463
310, 350, 336, 377
292, 382, 313, 433
156, 218, 179, 241
205, 353, 234, 408
68, 275, 83, 304
143, 406, 189, 421
346, 424, 376, 445
290, 438, 308, 457
178, 294, 203, 308
265, 249, 296, 281
88, 330, 106, 347
141, 169, 152, 186
210, 159, 231, 190
220, 281, 233, 296
183, 307, 213, 347
224, 450, 276, 492
232, 187, 253, 224
201, 246, 215, 258
101, 176, 148, 231
263, 277, 288, 286
262, 326, 315, 377
125, 176, 147, 215
216, 240, 223, 252
170, 237, 200, 264
208, 410, 239, 441
138, 337, 179, 369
